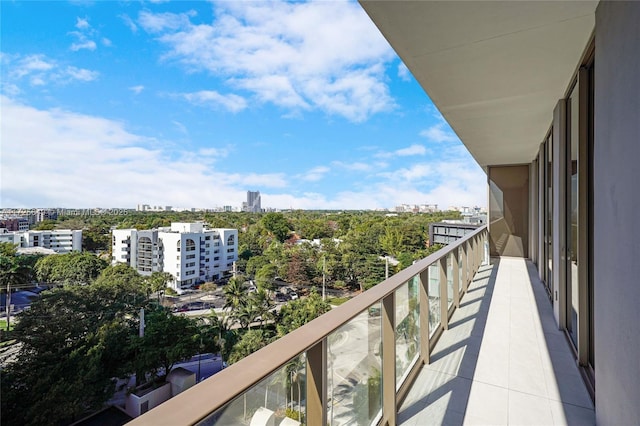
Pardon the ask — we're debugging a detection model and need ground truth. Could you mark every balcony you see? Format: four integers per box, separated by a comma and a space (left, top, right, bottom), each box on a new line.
129, 226, 592, 425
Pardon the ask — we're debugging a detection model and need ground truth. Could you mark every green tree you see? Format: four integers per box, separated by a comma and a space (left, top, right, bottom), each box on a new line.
82, 226, 111, 252
132, 307, 199, 380
228, 329, 273, 364
32, 219, 56, 230
35, 251, 108, 285
223, 277, 248, 327
276, 289, 331, 337
297, 218, 333, 240
0, 243, 33, 332
379, 228, 404, 257
355, 254, 387, 291
246, 255, 269, 277
255, 264, 277, 290
250, 288, 274, 329
200, 282, 217, 294
144, 271, 173, 304
0, 284, 142, 425
261, 213, 291, 242
232, 302, 258, 330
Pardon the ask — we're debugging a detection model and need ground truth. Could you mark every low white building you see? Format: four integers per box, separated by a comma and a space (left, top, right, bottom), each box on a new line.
112, 223, 238, 292
0, 229, 82, 253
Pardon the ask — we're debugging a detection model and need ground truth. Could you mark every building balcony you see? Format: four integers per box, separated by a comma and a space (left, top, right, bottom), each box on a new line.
129, 226, 592, 425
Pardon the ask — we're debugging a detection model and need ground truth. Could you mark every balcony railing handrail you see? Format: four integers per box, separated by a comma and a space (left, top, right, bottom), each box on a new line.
129, 225, 487, 426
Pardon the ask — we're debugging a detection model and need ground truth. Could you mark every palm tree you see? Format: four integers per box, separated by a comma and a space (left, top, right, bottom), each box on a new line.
283, 356, 305, 419
232, 302, 258, 330
250, 289, 273, 329
222, 277, 247, 327
146, 271, 173, 304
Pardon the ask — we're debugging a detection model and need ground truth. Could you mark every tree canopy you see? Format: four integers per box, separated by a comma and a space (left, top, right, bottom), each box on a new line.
35, 251, 108, 285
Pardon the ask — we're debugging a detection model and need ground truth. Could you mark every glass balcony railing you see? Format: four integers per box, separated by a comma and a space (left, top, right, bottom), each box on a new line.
129, 226, 488, 426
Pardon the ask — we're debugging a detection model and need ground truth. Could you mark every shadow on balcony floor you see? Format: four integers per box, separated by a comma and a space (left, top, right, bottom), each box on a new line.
398, 257, 594, 426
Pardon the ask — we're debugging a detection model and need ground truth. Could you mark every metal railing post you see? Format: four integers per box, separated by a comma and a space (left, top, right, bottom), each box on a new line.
476, 235, 482, 270
306, 339, 326, 426
439, 256, 448, 330
453, 248, 460, 308
472, 235, 478, 274
419, 268, 430, 365
461, 243, 468, 293
381, 293, 396, 426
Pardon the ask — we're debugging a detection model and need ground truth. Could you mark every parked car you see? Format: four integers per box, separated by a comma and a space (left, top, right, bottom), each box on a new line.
275, 293, 290, 303
288, 290, 299, 300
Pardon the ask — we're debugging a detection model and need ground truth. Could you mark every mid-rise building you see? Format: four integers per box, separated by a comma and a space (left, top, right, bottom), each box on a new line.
0, 217, 29, 232
112, 223, 238, 292
35, 209, 58, 223
0, 229, 82, 253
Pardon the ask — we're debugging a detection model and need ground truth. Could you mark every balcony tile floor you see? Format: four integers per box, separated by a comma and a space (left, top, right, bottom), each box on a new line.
399, 257, 594, 426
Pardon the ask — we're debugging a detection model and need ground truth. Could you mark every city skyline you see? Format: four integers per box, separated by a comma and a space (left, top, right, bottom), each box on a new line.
1, 1, 485, 210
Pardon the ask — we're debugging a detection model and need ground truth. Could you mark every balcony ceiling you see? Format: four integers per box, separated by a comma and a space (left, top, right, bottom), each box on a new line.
360, 1, 597, 167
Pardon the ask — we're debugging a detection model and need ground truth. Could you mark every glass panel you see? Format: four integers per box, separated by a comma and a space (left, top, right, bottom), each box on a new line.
198, 354, 306, 425
428, 263, 440, 336
567, 82, 579, 348
447, 253, 454, 309
327, 305, 382, 425
395, 277, 420, 389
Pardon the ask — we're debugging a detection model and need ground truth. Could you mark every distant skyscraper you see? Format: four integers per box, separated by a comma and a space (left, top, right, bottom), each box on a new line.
245, 191, 261, 213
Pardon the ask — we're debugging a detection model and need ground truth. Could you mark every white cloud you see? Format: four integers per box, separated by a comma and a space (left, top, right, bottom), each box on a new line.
178, 90, 247, 113
0, 97, 290, 208
395, 144, 427, 156
70, 39, 97, 51
263, 142, 485, 210
138, 10, 196, 34
68, 28, 97, 52
420, 123, 458, 143
9, 54, 54, 78
129, 85, 145, 94
398, 62, 411, 82
226, 173, 287, 188
332, 161, 373, 172
2, 83, 20, 97
376, 144, 427, 158
300, 166, 330, 182
69, 15, 107, 51
4, 54, 99, 88
120, 14, 138, 33
378, 163, 432, 182
173, 120, 188, 135
65, 66, 99, 81
198, 147, 228, 158
263, 166, 485, 210
138, 1, 396, 122
76, 17, 90, 30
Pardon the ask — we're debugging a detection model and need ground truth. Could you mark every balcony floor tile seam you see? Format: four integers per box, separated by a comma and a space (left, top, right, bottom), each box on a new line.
399, 258, 593, 426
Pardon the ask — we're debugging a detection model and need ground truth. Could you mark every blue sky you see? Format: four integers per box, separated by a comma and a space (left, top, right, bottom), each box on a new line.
0, 0, 485, 210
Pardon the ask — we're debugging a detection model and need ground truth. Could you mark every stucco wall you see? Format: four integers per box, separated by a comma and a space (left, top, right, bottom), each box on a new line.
125, 382, 172, 418
594, 2, 640, 424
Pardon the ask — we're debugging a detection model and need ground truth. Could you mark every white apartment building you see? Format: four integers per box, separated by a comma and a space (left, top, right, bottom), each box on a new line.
0, 229, 82, 254
112, 223, 238, 292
